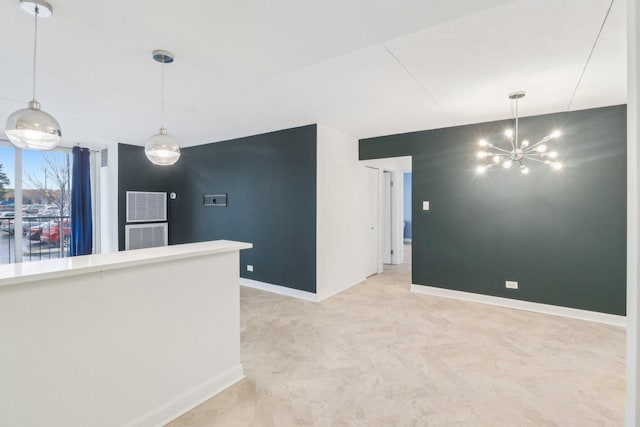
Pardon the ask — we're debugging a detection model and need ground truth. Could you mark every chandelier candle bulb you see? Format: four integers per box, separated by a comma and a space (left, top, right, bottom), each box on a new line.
474, 91, 562, 175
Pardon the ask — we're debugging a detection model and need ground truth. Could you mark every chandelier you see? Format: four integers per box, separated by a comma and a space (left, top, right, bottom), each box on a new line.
476, 91, 562, 175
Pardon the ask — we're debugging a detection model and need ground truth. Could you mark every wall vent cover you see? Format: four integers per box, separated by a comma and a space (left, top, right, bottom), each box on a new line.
100, 149, 108, 167
126, 191, 167, 222
125, 223, 168, 250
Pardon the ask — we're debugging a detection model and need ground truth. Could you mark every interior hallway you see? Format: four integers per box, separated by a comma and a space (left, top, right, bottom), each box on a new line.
171, 261, 624, 426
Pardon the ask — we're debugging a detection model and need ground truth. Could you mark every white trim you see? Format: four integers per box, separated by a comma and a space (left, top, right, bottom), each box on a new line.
123, 364, 244, 427
14, 148, 22, 263
627, 0, 640, 423
316, 278, 366, 302
411, 284, 626, 327
240, 278, 318, 302
240, 277, 366, 303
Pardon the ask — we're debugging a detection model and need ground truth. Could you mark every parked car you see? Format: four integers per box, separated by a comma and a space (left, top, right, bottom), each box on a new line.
1, 218, 45, 234
28, 223, 45, 241
0, 219, 14, 233
40, 221, 71, 247
0, 211, 15, 220
25, 204, 45, 215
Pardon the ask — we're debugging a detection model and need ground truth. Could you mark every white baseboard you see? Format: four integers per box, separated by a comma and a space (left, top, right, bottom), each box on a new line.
123, 364, 245, 427
240, 277, 365, 303
240, 278, 318, 302
316, 277, 366, 302
410, 284, 626, 327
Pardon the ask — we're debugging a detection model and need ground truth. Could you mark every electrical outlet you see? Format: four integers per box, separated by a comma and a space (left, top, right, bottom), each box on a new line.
505, 280, 518, 289
247, 265, 253, 272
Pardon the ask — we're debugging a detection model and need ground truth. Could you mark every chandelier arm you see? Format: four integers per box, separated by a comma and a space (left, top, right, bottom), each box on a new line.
522, 152, 549, 157
525, 136, 552, 152
522, 156, 550, 164
487, 145, 512, 154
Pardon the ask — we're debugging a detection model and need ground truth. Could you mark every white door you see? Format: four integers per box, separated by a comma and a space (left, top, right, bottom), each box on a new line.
383, 171, 392, 264
366, 167, 379, 276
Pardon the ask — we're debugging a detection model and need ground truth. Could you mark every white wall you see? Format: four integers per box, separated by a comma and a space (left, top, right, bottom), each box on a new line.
362, 156, 411, 172
100, 144, 119, 253
627, 0, 639, 424
316, 124, 368, 300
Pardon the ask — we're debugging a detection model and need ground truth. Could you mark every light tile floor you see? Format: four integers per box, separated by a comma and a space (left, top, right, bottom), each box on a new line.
170, 257, 625, 426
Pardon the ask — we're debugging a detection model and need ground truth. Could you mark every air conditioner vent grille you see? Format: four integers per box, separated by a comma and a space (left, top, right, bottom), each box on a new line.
126, 191, 167, 222
125, 223, 168, 250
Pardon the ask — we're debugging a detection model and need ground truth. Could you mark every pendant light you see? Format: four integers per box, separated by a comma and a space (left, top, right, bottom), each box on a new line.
145, 50, 180, 166
5, 0, 62, 150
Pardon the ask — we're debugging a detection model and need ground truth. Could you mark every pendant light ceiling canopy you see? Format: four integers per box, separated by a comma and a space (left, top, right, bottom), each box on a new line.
145, 50, 181, 166
5, 0, 62, 150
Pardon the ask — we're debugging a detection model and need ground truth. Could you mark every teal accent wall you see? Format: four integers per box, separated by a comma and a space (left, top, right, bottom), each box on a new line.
119, 124, 318, 293
360, 105, 626, 315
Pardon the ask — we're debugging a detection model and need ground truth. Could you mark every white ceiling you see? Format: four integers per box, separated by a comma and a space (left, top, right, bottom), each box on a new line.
0, 0, 626, 149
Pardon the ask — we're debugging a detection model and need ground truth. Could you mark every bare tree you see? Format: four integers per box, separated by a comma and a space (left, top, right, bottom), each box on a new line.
25, 152, 70, 217
0, 163, 10, 200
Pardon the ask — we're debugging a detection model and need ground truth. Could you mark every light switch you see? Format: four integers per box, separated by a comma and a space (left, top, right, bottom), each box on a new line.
423, 201, 430, 211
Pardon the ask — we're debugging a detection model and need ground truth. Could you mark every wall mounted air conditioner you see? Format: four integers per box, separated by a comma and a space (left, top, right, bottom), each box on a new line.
125, 222, 168, 250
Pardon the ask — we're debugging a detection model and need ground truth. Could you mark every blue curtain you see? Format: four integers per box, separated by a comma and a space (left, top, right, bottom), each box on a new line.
70, 146, 92, 256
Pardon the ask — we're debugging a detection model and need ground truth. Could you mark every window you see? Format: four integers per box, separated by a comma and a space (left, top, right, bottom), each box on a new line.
0, 141, 99, 264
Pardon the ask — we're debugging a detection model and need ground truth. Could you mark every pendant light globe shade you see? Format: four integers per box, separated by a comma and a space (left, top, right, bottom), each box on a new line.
5, 100, 62, 150
145, 127, 180, 166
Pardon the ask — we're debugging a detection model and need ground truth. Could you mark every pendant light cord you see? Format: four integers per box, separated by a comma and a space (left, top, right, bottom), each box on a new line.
514, 98, 519, 149
32, 5, 39, 100
160, 60, 165, 128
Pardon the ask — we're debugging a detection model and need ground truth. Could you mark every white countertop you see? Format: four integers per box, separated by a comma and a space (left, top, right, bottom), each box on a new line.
0, 240, 252, 288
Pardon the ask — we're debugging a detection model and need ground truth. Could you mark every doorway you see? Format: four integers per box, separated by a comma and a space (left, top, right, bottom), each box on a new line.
403, 171, 412, 266
366, 166, 379, 277
362, 156, 412, 278
383, 171, 392, 264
